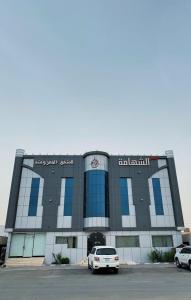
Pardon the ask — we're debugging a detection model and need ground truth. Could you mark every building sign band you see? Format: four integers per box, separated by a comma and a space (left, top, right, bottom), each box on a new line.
119, 158, 150, 166
35, 160, 74, 166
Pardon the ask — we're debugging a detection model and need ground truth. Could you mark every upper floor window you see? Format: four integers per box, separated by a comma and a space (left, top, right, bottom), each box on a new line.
28, 178, 40, 216
84, 170, 109, 218
152, 178, 164, 215
63, 178, 74, 216
119, 178, 130, 215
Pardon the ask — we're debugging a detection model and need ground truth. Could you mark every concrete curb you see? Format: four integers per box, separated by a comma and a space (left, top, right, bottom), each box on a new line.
0, 262, 176, 272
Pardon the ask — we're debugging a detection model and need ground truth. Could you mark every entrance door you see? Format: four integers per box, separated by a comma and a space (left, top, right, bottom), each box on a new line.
10, 233, 45, 257
9, 234, 25, 257
23, 234, 34, 257
87, 232, 106, 255
33, 233, 46, 256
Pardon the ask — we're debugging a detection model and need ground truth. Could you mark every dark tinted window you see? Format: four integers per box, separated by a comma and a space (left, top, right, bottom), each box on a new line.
116, 236, 139, 247
182, 248, 191, 254
181, 248, 187, 253
55, 236, 77, 248
152, 235, 173, 247
96, 248, 116, 255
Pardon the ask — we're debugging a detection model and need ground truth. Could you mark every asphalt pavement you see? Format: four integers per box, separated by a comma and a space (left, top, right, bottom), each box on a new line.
0, 264, 190, 300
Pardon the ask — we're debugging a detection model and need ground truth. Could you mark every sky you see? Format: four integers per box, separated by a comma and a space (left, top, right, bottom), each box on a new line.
0, 0, 190, 227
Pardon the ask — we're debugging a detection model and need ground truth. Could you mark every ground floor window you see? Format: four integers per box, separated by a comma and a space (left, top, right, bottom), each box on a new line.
116, 236, 140, 247
55, 236, 77, 248
152, 235, 173, 247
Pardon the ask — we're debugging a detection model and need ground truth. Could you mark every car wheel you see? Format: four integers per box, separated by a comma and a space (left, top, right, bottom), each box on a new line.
91, 263, 96, 274
175, 258, 182, 268
88, 259, 91, 270
114, 269, 119, 274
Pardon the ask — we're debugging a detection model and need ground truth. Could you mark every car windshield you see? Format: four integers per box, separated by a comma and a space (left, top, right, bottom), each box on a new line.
96, 248, 116, 255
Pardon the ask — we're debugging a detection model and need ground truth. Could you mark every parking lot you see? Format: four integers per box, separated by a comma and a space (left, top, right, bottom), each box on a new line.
0, 264, 190, 300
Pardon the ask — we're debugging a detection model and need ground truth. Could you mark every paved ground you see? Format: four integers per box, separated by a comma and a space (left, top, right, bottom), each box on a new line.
0, 264, 190, 300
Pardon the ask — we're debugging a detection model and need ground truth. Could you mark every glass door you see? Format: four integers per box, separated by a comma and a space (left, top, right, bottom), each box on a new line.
33, 233, 46, 256
23, 234, 34, 257
9, 234, 25, 257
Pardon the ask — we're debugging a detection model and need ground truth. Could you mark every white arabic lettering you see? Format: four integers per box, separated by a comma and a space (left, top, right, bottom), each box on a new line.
118, 158, 150, 166
35, 159, 74, 166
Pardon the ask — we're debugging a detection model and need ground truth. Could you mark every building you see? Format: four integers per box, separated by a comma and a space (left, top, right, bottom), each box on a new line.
182, 228, 191, 245
5, 149, 184, 264
0, 226, 8, 263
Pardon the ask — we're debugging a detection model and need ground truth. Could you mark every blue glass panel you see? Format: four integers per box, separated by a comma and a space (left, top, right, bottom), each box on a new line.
84, 170, 109, 218
120, 178, 129, 215
28, 178, 40, 216
152, 178, 164, 215
64, 178, 73, 216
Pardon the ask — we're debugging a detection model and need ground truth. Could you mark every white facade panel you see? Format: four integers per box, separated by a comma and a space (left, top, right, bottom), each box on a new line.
85, 154, 108, 172
15, 168, 44, 229
149, 169, 175, 228
84, 217, 109, 228
122, 179, 136, 228
41, 230, 182, 265
57, 178, 72, 229
23, 159, 34, 168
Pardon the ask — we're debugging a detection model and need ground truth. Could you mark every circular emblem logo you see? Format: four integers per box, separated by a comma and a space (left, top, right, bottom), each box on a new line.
91, 158, 99, 168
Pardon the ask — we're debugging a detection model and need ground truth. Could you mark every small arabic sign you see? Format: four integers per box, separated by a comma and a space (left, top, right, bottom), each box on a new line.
119, 158, 150, 166
35, 160, 74, 166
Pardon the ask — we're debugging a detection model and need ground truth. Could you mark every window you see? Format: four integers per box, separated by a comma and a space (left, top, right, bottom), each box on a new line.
116, 236, 140, 248
96, 248, 116, 255
28, 178, 40, 216
64, 178, 73, 216
152, 178, 164, 215
55, 236, 77, 248
152, 235, 173, 247
181, 248, 191, 254
84, 170, 109, 218
119, 178, 129, 215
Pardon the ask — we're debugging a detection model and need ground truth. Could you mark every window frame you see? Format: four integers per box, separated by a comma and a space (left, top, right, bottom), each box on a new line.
55, 236, 77, 248
152, 235, 173, 247
116, 236, 140, 248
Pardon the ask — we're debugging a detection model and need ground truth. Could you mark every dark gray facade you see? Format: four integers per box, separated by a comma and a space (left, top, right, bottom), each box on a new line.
5, 149, 184, 233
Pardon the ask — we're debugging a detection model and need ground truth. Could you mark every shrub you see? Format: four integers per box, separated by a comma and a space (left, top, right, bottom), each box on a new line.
61, 257, 70, 264
162, 248, 176, 262
148, 248, 176, 263
52, 253, 70, 264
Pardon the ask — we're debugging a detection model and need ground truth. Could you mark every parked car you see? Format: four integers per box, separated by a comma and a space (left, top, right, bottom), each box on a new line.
88, 246, 119, 274
0, 246, 6, 266
174, 246, 191, 270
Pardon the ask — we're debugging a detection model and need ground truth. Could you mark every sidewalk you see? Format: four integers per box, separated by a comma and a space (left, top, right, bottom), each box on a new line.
0, 262, 175, 272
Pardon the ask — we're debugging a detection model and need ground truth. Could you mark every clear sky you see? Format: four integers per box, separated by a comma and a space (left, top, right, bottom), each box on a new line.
0, 0, 190, 227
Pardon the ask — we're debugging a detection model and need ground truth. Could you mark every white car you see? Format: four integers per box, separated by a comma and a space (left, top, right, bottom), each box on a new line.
174, 246, 191, 270
88, 246, 119, 274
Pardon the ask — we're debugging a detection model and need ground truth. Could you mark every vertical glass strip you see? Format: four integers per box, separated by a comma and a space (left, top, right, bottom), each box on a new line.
28, 178, 40, 216
64, 178, 73, 216
152, 178, 164, 215
120, 178, 129, 215
84, 170, 108, 218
